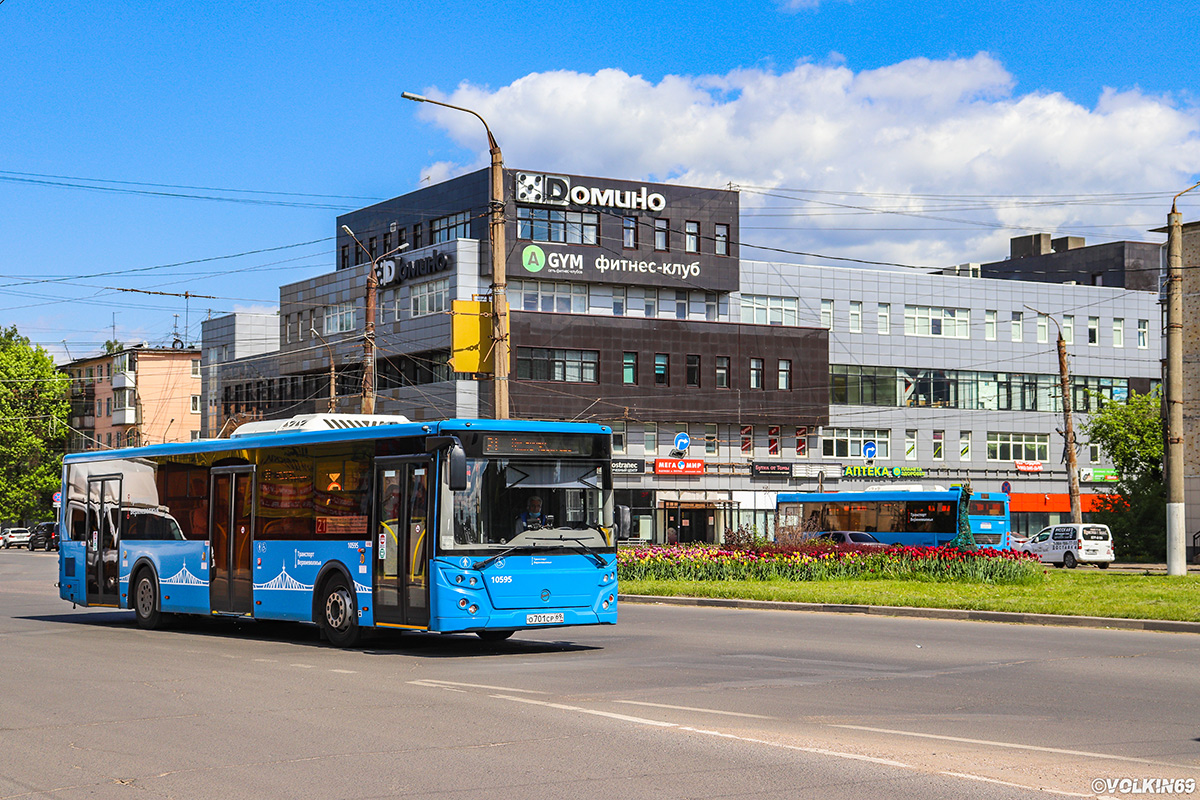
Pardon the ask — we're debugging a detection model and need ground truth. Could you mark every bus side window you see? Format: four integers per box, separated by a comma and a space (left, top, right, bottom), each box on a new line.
70, 508, 86, 540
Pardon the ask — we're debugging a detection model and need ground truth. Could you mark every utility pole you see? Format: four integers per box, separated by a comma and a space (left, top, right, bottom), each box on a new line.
1165, 181, 1199, 576
310, 325, 337, 413
402, 91, 510, 419
341, 225, 408, 415
1027, 306, 1081, 522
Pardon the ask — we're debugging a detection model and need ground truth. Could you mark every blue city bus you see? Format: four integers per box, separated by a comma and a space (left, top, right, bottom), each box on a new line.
775, 489, 1010, 549
57, 414, 617, 646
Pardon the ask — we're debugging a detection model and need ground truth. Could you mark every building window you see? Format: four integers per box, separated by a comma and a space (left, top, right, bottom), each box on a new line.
715, 223, 729, 256
1138, 319, 1149, 349
654, 219, 669, 251
623, 352, 638, 385
1089, 443, 1100, 463
741, 295, 798, 326
1011, 311, 1023, 342
191, 359, 201, 377
105, 398, 111, 416
705, 292, 719, 321
654, 354, 669, 386
644, 423, 658, 455
644, 289, 657, 318
622, 217, 637, 249
849, 301, 862, 333
822, 428, 889, 459
987, 432, 1049, 462
611, 422, 626, 454
985, 310, 996, 341
612, 286, 626, 316
684, 221, 700, 253
740, 425, 753, 455
1063, 315, 1074, 345
768, 426, 781, 456
795, 426, 810, 458
410, 277, 450, 318
778, 359, 791, 390
190, 395, 201, 413
512, 280, 589, 313
821, 299, 833, 329
932, 430, 944, 461
905, 429, 917, 461
960, 431, 971, 461
749, 358, 764, 389
368, 236, 377, 259
340, 245, 349, 270
324, 302, 356, 334
517, 207, 599, 244
515, 348, 599, 383
1113, 318, 1124, 348
383, 232, 392, 255
878, 303, 890, 335
715, 356, 730, 389
1088, 316, 1099, 345
432, 211, 470, 243
686, 354, 700, 387
663, 288, 687, 319
705, 424, 718, 455
905, 305, 970, 338
1037, 314, 1049, 344
412, 223, 423, 250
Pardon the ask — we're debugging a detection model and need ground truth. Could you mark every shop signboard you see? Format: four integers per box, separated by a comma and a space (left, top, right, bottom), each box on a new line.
1081, 467, 1119, 483
612, 459, 645, 475
654, 459, 705, 475
752, 462, 792, 478
841, 465, 926, 479
1015, 461, 1043, 473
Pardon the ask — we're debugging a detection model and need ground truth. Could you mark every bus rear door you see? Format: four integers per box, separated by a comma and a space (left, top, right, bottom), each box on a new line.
373, 458, 431, 628
210, 466, 255, 615
86, 475, 122, 607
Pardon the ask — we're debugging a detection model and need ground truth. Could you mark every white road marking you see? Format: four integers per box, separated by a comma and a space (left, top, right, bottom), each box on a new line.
408, 679, 547, 694
941, 771, 1093, 798
490, 695, 677, 727
290, 664, 314, 669
833, 725, 1187, 767
331, 669, 356, 674
615, 700, 774, 719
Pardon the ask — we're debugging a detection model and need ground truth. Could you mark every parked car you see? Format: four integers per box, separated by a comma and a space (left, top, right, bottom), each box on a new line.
816, 531, 887, 547
2, 527, 32, 549
1017, 523, 1115, 568
28, 522, 59, 551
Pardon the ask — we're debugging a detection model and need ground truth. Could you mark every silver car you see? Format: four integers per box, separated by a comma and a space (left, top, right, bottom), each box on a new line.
2, 528, 31, 548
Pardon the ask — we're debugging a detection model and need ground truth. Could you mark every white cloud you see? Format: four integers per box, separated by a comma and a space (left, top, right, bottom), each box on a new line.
416, 56, 1200, 268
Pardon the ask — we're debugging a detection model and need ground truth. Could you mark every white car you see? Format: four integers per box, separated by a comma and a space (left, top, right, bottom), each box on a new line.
2, 528, 31, 549
1018, 523, 1115, 568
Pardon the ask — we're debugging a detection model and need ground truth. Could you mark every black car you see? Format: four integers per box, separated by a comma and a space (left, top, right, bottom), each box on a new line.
28, 522, 58, 551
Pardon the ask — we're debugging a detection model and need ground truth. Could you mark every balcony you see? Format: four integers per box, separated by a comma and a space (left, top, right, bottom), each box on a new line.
113, 407, 138, 426
112, 371, 136, 389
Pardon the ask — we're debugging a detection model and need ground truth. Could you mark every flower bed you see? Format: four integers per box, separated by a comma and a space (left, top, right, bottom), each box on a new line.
617, 542, 1042, 584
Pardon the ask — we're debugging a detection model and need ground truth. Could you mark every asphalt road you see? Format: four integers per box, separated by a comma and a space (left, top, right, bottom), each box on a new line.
2, 549, 1198, 799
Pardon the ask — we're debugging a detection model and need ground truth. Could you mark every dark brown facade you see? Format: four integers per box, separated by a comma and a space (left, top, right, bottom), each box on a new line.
508, 312, 829, 426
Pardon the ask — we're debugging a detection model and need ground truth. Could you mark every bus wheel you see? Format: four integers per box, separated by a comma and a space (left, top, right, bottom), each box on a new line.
477, 630, 514, 642
320, 577, 361, 648
134, 571, 164, 630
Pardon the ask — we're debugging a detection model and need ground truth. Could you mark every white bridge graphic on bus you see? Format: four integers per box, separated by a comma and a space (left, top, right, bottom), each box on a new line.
159, 564, 207, 587
254, 562, 371, 596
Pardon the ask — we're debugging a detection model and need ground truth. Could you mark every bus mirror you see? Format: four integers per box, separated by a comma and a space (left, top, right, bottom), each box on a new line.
448, 443, 467, 492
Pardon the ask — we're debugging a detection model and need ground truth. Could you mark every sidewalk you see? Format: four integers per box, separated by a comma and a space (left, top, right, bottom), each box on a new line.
620, 593, 1200, 634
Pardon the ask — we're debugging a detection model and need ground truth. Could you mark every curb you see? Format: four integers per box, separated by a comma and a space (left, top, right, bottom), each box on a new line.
619, 594, 1200, 634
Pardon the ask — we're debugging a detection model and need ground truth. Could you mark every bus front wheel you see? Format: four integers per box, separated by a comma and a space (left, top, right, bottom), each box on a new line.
133, 571, 164, 630
320, 577, 361, 648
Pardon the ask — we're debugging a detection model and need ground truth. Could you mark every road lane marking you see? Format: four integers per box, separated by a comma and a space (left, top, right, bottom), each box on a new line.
490, 695, 677, 726
615, 700, 774, 719
941, 771, 1093, 798
832, 724, 1187, 767
331, 669, 356, 674
408, 679, 547, 694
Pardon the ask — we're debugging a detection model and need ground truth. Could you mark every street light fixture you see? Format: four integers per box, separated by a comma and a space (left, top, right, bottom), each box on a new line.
402, 90, 510, 419
341, 225, 409, 415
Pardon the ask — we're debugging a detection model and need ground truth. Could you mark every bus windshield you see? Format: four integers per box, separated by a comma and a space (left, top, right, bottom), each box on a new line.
450, 458, 612, 550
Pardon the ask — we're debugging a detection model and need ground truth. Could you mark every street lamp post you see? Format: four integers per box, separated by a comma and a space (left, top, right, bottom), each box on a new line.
341, 225, 409, 415
1165, 180, 1200, 575
310, 325, 337, 413
1026, 306, 1081, 524
402, 91, 510, 419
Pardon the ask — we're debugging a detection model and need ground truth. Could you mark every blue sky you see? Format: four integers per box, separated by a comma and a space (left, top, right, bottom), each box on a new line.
2, 0, 1198, 360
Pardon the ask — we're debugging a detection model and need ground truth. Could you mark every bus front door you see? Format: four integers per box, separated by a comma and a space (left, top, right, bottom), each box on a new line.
209, 467, 255, 615
373, 458, 430, 628
86, 476, 122, 607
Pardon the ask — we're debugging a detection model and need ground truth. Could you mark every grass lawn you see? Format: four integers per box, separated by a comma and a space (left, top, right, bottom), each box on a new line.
621, 569, 1200, 621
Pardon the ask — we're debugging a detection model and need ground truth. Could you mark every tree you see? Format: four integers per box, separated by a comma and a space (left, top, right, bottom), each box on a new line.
0, 327, 69, 524
1081, 389, 1165, 560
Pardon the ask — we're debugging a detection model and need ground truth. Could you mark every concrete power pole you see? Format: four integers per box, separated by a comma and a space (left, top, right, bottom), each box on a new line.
1057, 332, 1082, 523
1164, 182, 1198, 575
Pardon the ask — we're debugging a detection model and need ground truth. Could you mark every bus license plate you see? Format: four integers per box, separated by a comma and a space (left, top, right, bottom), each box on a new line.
526, 613, 564, 625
